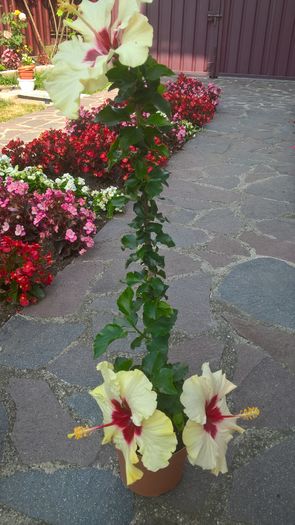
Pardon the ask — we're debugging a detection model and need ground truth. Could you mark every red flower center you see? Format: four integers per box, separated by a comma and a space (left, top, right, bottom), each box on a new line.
111, 399, 142, 444
203, 395, 224, 439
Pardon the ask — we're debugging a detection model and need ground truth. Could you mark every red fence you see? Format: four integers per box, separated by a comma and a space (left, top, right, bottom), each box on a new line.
1, 0, 295, 78
0, 0, 53, 56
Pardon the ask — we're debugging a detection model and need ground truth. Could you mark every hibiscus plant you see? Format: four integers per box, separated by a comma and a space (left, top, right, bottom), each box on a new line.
47, 0, 259, 486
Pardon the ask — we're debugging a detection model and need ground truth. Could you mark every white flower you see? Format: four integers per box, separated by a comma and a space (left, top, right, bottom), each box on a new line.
46, 0, 153, 118
69, 361, 177, 485
18, 12, 27, 21
181, 363, 259, 476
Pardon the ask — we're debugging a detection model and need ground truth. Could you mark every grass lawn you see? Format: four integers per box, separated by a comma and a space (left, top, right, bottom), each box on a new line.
0, 99, 45, 122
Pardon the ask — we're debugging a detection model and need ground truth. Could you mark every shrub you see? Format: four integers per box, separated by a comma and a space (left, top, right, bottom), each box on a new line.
0, 154, 125, 216
0, 236, 53, 306
0, 177, 97, 256
0, 48, 20, 70
164, 73, 220, 126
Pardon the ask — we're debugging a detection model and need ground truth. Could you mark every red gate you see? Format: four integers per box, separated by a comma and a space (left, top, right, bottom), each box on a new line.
145, 0, 295, 78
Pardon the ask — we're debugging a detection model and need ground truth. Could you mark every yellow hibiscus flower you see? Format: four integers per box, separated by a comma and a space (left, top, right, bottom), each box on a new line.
46, 0, 153, 118
181, 363, 259, 476
69, 361, 177, 485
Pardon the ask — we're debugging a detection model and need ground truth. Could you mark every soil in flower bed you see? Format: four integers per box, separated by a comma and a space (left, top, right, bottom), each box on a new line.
0, 99, 45, 122
0, 215, 107, 327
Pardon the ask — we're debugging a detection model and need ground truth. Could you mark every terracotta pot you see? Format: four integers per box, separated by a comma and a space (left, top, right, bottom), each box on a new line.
18, 65, 35, 80
117, 447, 187, 497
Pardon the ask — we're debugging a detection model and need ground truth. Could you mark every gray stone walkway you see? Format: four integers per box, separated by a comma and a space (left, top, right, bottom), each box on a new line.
0, 78, 295, 525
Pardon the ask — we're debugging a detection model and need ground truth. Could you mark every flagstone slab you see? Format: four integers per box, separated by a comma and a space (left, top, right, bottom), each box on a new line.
0, 316, 85, 369
168, 274, 213, 334
194, 208, 243, 234
24, 260, 104, 318
240, 232, 295, 264
169, 335, 224, 375
0, 402, 8, 461
47, 342, 102, 388
165, 224, 209, 248
0, 468, 133, 525
8, 378, 100, 466
65, 393, 102, 425
229, 438, 295, 525
222, 311, 295, 373
231, 358, 295, 430
245, 175, 294, 203
217, 258, 295, 329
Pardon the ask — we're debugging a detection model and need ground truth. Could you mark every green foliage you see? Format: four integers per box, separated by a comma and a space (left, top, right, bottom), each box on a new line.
0, 74, 18, 86
94, 56, 189, 433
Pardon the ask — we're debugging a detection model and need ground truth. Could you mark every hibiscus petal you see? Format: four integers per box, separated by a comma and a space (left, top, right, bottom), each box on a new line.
96, 361, 121, 401
117, 369, 157, 426
116, 12, 153, 67
183, 420, 218, 470
68, 0, 115, 42
202, 362, 236, 399
137, 409, 177, 472
180, 375, 208, 424
114, 433, 143, 485
121, 12, 153, 47
116, 0, 140, 29
46, 38, 109, 118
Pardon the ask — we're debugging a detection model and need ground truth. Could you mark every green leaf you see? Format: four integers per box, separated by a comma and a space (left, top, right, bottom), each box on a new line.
121, 234, 137, 250
171, 362, 189, 382
150, 93, 171, 117
114, 357, 133, 372
119, 127, 144, 149
144, 114, 172, 127
142, 351, 165, 376
93, 324, 127, 358
146, 64, 174, 80
117, 287, 134, 317
156, 232, 175, 247
125, 271, 144, 286
131, 335, 144, 350
96, 105, 131, 126
30, 284, 46, 300
153, 368, 178, 395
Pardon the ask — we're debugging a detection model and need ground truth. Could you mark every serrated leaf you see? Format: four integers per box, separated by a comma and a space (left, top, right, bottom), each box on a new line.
146, 64, 174, 80
153, 368, 178, 395
114, 357, 133, 372
121, 234, 137, 250
96, 105, 131, 126
145, 114, 172, 127
117, 287, 134, 317
131, 335, 144, 350
30, 284, 46, 300
171, 362, 189, 382
119, 127, 144, 149
156, 232, 175, 247
94, 324, 127, 358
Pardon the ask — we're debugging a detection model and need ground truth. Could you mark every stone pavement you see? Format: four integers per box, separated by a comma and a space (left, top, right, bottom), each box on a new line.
0, 77, 295, 525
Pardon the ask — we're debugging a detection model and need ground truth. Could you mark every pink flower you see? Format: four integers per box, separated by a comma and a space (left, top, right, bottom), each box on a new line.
81, 236, 94, 248
2, 221, 9, 232
83, 221, 96, 235
61, 203, 78, 216
65, 229, 78, 243
6, 180, 29, 196
15, 224, 26, 237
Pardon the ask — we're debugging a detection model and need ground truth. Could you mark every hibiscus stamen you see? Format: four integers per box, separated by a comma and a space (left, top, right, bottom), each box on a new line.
68, 421, 114, 440
239, 407, 260, 420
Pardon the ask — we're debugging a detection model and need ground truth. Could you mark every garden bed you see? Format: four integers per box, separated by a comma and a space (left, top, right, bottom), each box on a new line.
0, 74, 221, 325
